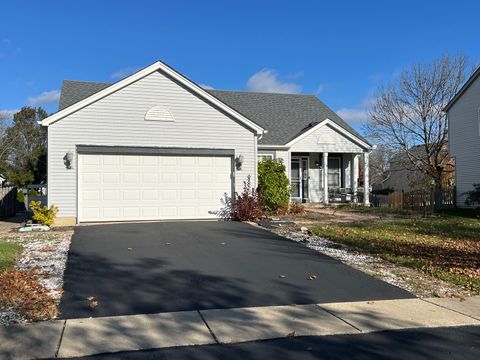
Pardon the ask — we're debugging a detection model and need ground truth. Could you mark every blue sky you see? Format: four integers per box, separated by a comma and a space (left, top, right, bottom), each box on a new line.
1, 0, 479, 134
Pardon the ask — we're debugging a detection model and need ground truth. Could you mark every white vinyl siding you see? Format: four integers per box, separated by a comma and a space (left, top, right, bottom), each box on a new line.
48, 70, 255, 218
289, 123, 364, 153
448, 75, 480, 207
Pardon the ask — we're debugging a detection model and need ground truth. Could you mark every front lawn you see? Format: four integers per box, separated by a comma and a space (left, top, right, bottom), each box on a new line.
0, 241, 22, 272
311, 216, 480, 293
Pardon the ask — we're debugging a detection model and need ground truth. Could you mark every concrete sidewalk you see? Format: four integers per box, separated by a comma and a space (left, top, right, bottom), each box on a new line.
1, 296, 479, 359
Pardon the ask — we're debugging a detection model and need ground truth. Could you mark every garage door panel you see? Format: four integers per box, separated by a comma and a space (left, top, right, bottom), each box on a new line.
79, 153, 232, 222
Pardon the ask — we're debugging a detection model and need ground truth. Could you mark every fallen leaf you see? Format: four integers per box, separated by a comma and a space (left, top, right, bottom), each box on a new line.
306, 274, 318, 280
367, 301, 375, 305
87, 296, 98, 309
279, 275, 286, 279
127, 247, 133, 251
287, 331, 295, 338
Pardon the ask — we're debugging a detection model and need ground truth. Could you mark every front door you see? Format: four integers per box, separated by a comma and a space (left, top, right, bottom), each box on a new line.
291, 157, 309, 202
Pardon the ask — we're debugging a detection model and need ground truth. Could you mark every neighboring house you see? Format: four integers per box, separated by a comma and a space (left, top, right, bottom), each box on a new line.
41, 61, 372, 225
444, 67, 480, 206
378, 145, 454, 192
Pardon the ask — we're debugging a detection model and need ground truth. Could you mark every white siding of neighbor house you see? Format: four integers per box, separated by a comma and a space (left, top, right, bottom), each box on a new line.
289, 123, 364, 153
47, 70, 256, 218
448, 76, 480, 206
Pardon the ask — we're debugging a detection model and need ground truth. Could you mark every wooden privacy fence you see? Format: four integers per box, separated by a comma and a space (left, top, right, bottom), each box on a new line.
370, 188, 456, 211
0, 186, 17, 217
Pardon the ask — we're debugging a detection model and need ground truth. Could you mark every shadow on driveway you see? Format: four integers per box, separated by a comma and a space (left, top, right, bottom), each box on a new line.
60, 221, 413, 319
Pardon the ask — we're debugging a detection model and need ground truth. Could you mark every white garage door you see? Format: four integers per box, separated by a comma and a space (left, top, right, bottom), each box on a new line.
78, 153, 232, 222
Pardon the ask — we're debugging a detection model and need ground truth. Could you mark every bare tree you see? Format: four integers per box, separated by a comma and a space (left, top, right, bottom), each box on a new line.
366, 54, 473, 189
369, 144, 393, 187
0, 111, 11, 162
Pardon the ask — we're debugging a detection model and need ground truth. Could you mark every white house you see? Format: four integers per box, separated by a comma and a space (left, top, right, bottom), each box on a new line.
41, 61, 372, 225
444, 67, 480, 206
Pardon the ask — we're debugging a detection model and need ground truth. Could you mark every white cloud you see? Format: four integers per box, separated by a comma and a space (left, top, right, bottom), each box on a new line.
336, 107, 370, 124
199, 83, 214, 90
110, 66, 140, 80
336, 96, 375, 124
315, 84, 326, 94
27, 90, 61, 106
246, 69, 302, 94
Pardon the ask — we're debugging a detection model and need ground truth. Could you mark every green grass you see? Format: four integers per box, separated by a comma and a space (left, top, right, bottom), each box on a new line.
311, 216, 480, 293
0, 241, 22, 272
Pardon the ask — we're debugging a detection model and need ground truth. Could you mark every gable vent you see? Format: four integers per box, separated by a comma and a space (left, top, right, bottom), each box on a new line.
145, 106, 175, 122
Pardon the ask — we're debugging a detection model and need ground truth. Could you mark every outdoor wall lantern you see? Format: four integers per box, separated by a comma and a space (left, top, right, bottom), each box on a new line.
314, 160, 322, 168
235, 154, 244, 170
64, 151, 74, 169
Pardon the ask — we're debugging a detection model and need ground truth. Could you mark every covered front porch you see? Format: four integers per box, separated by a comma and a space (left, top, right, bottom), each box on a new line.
289, 151, 370, 206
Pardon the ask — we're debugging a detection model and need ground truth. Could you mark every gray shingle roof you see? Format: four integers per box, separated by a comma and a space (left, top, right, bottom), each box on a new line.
58, 80, 369, 146
59, 80, 112, 110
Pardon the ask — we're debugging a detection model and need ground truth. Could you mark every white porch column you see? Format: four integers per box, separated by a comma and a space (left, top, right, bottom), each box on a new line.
363, 151, 370, 206
352, 154, 359, 203
323, 152, 329, 204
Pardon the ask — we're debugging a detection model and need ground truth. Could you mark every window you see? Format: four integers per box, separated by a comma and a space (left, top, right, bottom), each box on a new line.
327, 158, 341, 188
257, 154, 274, 161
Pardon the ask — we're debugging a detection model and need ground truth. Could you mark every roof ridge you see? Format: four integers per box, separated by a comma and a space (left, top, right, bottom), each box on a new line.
63, 79, 113, 85
209, 89, 315, 96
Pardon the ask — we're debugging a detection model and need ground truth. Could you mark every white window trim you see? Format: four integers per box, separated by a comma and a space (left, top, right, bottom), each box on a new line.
257, 154, 274, 161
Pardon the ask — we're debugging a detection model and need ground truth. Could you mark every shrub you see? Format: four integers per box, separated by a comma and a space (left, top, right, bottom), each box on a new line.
0, 269, 57, 321
289, 202, 305, 215
16, 190, 24, 204
29, 201, 58, 226
212, 176, 264, 221
16, 188, 39, 204
258, 158, 290, 212
232, 176, 264, 221
464, 184, 480, 207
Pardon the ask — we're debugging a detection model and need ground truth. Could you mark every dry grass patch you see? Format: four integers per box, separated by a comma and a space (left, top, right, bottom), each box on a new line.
311, 216, 480, 293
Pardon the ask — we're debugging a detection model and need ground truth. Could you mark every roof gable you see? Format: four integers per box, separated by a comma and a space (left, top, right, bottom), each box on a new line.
42, 61, 264, 134
444, 66, 480, 112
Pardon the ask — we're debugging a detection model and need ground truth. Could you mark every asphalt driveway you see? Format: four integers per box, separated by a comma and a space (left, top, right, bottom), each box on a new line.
60, 221, 413, 319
